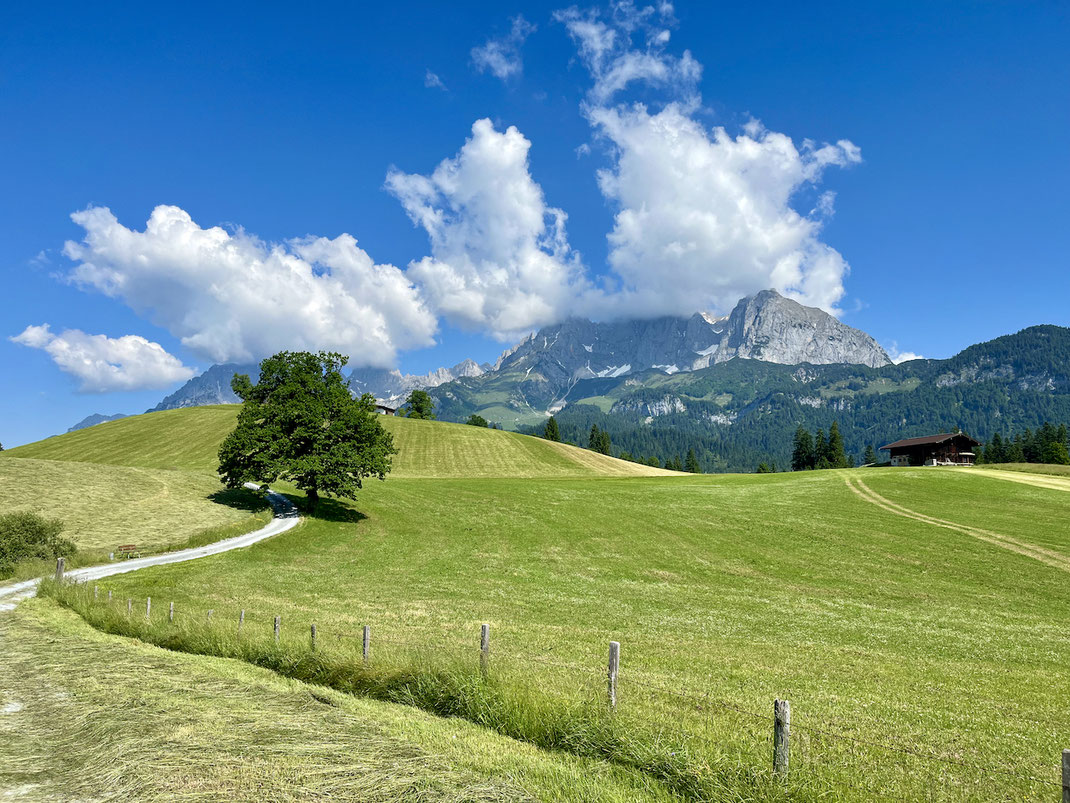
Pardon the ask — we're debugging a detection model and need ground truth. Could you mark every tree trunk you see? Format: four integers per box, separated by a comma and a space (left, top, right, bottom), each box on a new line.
306, 487, 319, 512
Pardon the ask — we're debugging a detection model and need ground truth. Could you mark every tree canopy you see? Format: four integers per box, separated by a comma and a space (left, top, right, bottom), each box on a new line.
0, 511, 74, 580
403, 390, 436, 420
543, 415, 560, 442
791, 422, 850, 470
588, 423, 611, 455
217, 351, 397, 511
465, 413, 489, 427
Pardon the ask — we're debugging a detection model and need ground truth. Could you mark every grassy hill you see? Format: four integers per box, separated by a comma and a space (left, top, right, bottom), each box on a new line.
7, 405, 674, 478
10, 406, 1070, 799
56, 465, 1070, 799
0, 457, 267, 556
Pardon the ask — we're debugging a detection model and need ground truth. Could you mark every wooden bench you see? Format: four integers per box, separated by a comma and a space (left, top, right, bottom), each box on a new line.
116, 544, 141, 559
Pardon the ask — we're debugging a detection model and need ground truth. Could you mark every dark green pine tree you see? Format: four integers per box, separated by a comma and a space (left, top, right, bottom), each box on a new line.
544, 416, 560, 442
685, 448, 701, 473
597, 428, 611, 455
1007, 434, 1025, 463
589, 423, 601, 451
826, 421, 848, 468
987, 432, 1005, 464
1042, 440, 1070, 465
863, 444, 877, 465
814, 429, 830, 469
791, 426, 815, 471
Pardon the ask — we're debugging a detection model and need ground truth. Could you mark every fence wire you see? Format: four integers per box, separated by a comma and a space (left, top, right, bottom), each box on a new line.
71, 584, 1068, 798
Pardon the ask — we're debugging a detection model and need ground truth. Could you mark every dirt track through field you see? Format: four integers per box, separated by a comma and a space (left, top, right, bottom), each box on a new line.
957, 467, 1070, 494
0, 486, 300, 611
845, 476, 1070, 573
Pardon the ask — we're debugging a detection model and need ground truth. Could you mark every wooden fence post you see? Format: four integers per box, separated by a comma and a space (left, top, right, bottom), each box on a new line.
362, 625, 370, 663
238, 609, 245, 633
480, 624, 490, 677
274, 615, 281, 643
774, 699, 791, 777
93, 585, 99, 600
311, 623, 317, 648
169, 601, 174, 623
108, 590, 112, 603
127, 599, 132, 616
607, 641, 620, 709
145, 597, 151, 620
54, 558, 65, 582
1061, 748, 1069, 803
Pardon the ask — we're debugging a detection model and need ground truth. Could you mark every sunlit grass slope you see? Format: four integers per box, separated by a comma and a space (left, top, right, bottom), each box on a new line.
8, 405, 673, 478
0, 600, 675, 802
0, 457, 265, 553
92, 467, 1070, 800
7, 406, 240, 472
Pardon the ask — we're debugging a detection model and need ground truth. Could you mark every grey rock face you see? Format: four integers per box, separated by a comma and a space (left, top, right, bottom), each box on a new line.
707, 290, 891, 369
494, 290, 889, 396
147, 363, 259, 412
348, 359, 485, 406
67, 413, 129, 432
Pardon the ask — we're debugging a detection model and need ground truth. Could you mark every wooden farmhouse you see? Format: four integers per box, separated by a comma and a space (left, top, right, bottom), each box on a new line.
880, 433, 980, 467
374, 402, 397, 416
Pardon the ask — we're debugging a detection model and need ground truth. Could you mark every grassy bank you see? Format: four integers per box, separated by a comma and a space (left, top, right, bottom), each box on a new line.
68, 468, 1070, 800
6, 405, 674, 478
0, 456, 268, 553
44, 578, 795, 802
977, 462, 1070, 477
11, 409, 1070, 799
2, 598, 678, 802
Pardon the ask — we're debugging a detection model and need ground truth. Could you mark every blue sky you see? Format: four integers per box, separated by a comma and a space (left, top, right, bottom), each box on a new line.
2, 0, 1068, 446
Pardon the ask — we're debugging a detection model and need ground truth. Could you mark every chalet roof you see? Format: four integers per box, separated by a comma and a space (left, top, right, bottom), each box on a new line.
880, 433, 980, 451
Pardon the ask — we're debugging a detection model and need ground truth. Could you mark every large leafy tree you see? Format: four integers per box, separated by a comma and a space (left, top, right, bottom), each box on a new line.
218, 351, 397, 512
404, 390, 436, 420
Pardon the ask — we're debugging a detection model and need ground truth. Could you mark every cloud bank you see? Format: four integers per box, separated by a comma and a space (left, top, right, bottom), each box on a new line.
561, 1, 860, 315
62, 205, 437, 366
386, 118, 589, 339
11, 324, 196, 392
32, 2, 865, 392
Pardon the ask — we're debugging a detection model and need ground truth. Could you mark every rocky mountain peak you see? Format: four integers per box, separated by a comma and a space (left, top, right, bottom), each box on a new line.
711, 290, 891, 369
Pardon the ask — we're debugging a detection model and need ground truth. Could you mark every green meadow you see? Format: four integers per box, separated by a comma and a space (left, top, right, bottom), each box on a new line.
5, 408, 1070, 800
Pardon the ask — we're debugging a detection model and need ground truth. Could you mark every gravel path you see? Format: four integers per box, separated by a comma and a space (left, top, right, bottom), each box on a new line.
0, 484, 300, 611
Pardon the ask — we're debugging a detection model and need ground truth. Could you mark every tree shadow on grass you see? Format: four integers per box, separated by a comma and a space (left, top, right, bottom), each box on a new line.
207, 487, 272, 513
296, 496, 368, 524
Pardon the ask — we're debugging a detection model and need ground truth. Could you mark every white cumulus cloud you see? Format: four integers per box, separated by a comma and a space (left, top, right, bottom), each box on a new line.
385, 118, 589, 339
11, 324, 196, 392
62, 205, 438, 367
589, 105, 861, 316
556, 2, 861, 317
471, 15, 536, 81
886, 343, 925, 364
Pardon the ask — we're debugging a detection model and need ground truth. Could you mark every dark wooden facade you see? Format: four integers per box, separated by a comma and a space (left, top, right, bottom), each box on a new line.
880, 433, 980, 467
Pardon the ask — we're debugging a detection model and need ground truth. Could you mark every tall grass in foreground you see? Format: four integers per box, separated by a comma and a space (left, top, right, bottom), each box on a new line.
44, 578, 797, 802
43, 580, 1062, 802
